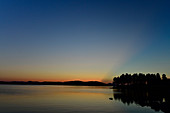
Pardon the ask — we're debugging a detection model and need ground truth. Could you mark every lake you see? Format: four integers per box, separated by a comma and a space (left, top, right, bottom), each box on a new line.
0, 85, 164, 113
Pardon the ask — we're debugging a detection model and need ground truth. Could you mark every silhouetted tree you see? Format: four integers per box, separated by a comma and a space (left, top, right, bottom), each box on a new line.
162, 74, 167, 80
156, 73, 161, 81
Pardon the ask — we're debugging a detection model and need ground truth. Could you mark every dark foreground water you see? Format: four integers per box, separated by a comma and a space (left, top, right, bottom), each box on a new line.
0, 85, 163, 113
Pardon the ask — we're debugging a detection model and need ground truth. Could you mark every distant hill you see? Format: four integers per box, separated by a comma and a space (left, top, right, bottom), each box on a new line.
0, 80, 112, 86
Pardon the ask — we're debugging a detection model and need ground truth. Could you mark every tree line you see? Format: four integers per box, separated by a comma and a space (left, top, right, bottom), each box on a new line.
113, 73, 168, 87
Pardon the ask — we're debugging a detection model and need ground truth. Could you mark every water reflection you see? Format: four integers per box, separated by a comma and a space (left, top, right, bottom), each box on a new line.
113, 88, 170, 113
0, 85, 114, 113
0, 85, 164, 113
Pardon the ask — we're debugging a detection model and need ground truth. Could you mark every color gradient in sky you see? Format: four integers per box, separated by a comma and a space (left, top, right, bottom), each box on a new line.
0, 0, 170, 82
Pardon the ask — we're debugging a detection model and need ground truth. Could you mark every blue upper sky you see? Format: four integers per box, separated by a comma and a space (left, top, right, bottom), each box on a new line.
0, 0, 170, 82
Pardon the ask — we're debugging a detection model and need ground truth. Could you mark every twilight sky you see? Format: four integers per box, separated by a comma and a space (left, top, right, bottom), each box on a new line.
0, 0, 170, 82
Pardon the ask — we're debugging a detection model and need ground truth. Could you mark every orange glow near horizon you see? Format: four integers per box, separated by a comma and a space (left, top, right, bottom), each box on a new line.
0, 78, 105, 83
0, 70, 111, 83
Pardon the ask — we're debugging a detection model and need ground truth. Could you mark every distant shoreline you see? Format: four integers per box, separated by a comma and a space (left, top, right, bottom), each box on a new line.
0, 81, 112, 86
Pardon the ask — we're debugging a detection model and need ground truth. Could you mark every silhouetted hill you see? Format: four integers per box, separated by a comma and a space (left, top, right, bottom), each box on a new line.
0, 80, 112, 86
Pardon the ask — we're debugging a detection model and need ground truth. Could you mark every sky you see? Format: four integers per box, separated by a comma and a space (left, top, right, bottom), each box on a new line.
0, 0, 170, 82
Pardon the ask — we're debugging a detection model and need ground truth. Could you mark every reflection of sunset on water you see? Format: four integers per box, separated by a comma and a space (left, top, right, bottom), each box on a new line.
0, 85, 162, 113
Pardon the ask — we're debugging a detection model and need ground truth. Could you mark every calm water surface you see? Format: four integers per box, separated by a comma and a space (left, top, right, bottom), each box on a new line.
0, 85, 163, 113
